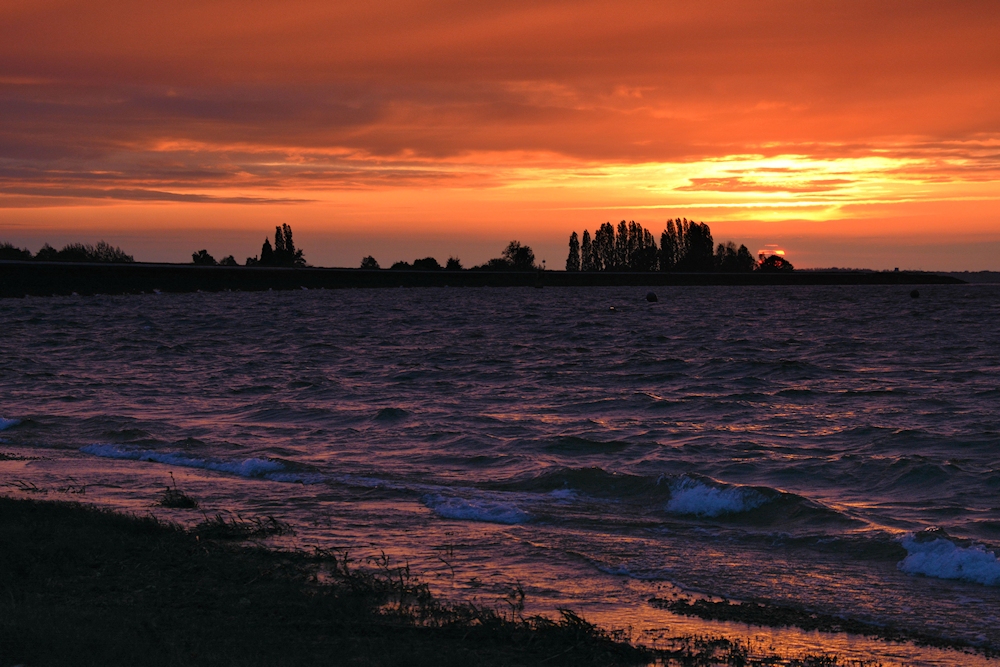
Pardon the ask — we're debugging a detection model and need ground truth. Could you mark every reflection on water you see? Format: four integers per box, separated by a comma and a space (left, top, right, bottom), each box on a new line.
2, 285, 1000, 664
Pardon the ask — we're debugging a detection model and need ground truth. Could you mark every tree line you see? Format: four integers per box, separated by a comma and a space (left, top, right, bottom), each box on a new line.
2, 220, 793, 273
566, 219, 791, 272
0, 241, 134, 263
361, 241, 539, 272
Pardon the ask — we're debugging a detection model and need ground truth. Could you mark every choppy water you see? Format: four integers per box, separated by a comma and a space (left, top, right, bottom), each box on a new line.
2, 285, 1000, 664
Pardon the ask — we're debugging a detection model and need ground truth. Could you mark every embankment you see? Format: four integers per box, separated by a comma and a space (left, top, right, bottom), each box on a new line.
0, 260, 965, 297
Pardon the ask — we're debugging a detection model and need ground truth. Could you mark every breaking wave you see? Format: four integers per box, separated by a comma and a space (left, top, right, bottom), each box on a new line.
422, 494, 530, 525
665, 476, 770, 517
80, 444, 323, 483
0, 417, 21, 431
898, 533, 1000, 587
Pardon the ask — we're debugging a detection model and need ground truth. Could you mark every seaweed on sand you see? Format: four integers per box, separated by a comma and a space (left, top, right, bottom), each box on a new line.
652, 597, 996, 658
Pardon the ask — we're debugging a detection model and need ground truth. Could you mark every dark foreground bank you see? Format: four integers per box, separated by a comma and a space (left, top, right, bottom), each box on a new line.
0, 496, 646, 667
0, 260, 963, 297
0, 497, 899, 667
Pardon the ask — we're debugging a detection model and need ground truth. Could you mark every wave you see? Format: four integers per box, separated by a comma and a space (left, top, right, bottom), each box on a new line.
80, 444, 323, 483
665, 476, 769, 517
493, 467, 858, 528
422, 494, 530, 525
0, 417, 21, 431
898, 533, 1000, 586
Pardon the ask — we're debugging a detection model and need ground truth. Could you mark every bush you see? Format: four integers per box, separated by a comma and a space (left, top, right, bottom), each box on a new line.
192, 249, 218, 265
0, 242, 32, 261
412, 257, 442, 271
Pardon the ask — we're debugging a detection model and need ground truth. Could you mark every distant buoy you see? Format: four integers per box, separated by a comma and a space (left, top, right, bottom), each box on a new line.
610, 306, 616, 311
910, 290, 920, 298
646, 292, 658, 303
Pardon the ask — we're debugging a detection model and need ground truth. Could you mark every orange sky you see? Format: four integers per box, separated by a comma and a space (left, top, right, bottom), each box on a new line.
2, 0, 999, 268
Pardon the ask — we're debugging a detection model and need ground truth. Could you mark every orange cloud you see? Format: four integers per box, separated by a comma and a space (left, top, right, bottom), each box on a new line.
0, 1, 999, 267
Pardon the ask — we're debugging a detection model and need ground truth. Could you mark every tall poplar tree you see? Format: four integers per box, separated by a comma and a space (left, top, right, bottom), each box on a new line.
566, 231, 581, 271
581, 230, 594, 271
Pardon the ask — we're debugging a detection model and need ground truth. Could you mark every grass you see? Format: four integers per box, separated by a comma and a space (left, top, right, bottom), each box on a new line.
0, 496, 650, 667
192, 512, 292, 540
157, 472, 199, 509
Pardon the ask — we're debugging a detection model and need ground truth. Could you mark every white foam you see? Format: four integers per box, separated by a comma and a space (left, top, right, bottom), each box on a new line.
81, 444, 292, 480
898, 535, 1000, 586
0, 417, 21, 432
422, 494, 530, 525
548, 489, 577, 501
666, 477, 768, 517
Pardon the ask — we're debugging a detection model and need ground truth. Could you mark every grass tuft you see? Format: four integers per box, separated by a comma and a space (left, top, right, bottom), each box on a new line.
193, 512, 292, 540
157, 472, 199, 509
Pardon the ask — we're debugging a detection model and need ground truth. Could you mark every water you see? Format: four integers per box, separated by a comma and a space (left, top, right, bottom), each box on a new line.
2, 285, 1000, 664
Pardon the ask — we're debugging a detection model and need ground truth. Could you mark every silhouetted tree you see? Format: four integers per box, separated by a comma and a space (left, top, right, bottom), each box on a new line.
390, 260, 412, 270
192, 249, 218, 266
445, 257, 463, 270
758, 254, 794, 271
259, 238, 274, 265
219, 255, 238, 266
657, 218, 713, 271
659, 220, 677, 271
715, 242, 737, 272
266, 224, 305, 267
567, 218, 758, 273
581, 230, 594, 271
35, 244, 58, 261
412, 257, 442, 270
736, 245, 756, 272
32, 241, 134, 263
360, 255, 380, 269
566, 232, 580, 271
0, 242, 32, 261
593, 222, 615, 270
501, 241, 536, 270
614, 220, 628, 268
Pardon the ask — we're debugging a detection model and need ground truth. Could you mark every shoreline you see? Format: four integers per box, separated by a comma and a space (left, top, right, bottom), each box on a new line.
0, 260, 964, 298
1, 495, 990, 666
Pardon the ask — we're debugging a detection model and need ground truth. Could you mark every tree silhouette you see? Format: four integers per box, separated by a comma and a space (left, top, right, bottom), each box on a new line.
0, 242, 32, 261
29, 241, 134, 263
735, 245, 756, 272
566, 232, 581, 271
581, 230, 594, 271
192, 249, 218, 266
501, 241, 536, 270
412, 257, 442, 270
360, 255, 380, 269
615, 220, 628, 268
259, 238, 274, 265
758, 254, 794, 271
445, 257, 463, 270
250, 224, 305, 267
219, 255, 238, 266
567, 217, 759, 273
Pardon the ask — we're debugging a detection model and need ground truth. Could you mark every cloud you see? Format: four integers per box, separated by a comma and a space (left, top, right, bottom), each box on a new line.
0, 0, 998, 215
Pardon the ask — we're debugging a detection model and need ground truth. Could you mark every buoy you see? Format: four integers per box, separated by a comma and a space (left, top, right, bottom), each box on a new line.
646, 292, 658, 303
910, 290, 920, 298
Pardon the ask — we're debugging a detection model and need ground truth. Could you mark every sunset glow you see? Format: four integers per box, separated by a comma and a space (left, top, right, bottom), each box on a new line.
2, 1, 999, 268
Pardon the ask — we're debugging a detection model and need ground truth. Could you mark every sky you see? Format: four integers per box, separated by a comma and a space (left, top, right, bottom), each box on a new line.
2, 0, 999, 269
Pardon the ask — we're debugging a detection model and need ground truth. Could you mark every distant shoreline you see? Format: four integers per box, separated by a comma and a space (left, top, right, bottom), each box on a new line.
0, 260, 966, 297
